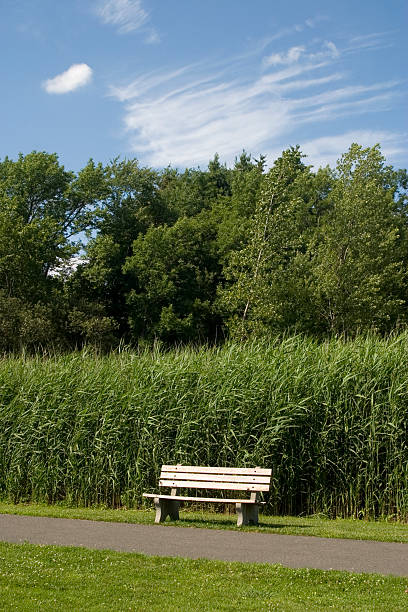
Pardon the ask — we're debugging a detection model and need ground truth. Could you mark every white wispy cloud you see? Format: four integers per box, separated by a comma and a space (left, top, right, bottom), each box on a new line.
290, 81, 397, 111
145, 28, 160, 44
264, 40, 339, 68
323, 41, 339, 58
109, 65, 201, 101
108, 33, 402, 168
94, 0, 158, 40
267, 16, 329, 43
265, 46, 305, 66
344, 31, 394, 55
43, 64, 93, 94
305, 15, 329, 28
300, 130, 407, 168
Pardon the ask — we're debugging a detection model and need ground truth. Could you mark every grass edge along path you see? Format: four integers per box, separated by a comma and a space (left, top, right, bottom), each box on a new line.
0, 541, 407, 612
0, 501, 407, 543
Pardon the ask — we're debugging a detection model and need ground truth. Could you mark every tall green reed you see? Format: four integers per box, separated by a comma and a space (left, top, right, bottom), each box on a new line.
0, 334, 407, 518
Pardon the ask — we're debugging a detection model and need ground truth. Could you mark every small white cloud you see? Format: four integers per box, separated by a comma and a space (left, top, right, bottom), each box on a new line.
307, 41, 341, 62
43, 63, 93, 94
305, 15, 329, 28
95, 0, 149, 34
264, 46, 305, 66
145, 28, 160, 44
324, 41, 339, 57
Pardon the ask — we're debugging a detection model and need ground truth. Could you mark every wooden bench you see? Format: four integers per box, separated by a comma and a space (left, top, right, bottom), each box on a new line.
143, 465, 272, 526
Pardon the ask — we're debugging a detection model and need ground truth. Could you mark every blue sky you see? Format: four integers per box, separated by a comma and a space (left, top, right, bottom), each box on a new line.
1, 0, 407, 172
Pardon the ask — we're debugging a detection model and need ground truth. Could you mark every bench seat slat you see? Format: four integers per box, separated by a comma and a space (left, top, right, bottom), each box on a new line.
162, 465, 272, 476
160, 472, 271, 484
159, 479, 270, 491
143, 493, 265, 504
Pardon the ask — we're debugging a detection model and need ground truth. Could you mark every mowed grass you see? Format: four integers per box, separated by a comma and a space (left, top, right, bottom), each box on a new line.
0, 541, 407, 612
1, 502, 407, 543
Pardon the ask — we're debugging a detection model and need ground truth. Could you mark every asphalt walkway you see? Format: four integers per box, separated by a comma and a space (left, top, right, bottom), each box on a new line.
1, 513, 407, 576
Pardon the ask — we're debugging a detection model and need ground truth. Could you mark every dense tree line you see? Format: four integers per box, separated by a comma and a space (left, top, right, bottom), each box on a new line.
0, 144, 407, 351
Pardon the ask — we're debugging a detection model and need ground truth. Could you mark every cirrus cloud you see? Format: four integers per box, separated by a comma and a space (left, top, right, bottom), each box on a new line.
299, 130, 407, 169
43, 63, 93, 95
108, 27, 404, 169
95, 0, 148, 34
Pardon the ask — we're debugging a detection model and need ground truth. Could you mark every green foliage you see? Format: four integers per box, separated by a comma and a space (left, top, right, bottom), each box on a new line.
0, 151, 73, 224
220, 147, 321, 337
0, 208, 61, 301
0, 335, 407, 518
213, 151, 266, 260
0, 152, 105, 246
78, 158, 168, 340
0, 144, 407, 350
0, 152, 107, 349
0, 152, 69, 302
0, 292, 57, 351
221, 144, 408, 338
68, 307, 119, 350
97, 158, 166, 243
310, 144, 408, 333
205, 153, 232, 200
158, 166, 209, 219
124, 213, 222, 342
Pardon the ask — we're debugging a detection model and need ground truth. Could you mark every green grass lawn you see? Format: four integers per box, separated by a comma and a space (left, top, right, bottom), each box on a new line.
0, 501, 407, 543
0, 541, 406, 612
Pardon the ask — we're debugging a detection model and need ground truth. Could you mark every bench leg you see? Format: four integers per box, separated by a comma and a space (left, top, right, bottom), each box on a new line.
236, 503, 259, 527
154, 497, 180, 523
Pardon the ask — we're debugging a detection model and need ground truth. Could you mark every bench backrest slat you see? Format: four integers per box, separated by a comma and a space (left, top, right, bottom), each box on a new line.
159, 479, 270, 492
159, 465, 272, 494
162, 465, 271, 476
161, 472, 270, 485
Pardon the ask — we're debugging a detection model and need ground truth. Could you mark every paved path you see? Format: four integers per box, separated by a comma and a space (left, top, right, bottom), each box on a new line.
1, 513, 407, 576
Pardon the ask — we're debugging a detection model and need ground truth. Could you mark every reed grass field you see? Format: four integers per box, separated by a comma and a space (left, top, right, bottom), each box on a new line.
0, 334, 407, 519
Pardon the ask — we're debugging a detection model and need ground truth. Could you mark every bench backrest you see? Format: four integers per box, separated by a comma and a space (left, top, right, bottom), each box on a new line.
159, 465, 272, 494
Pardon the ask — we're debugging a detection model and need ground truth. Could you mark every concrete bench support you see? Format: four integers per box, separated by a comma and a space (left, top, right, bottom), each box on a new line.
236, 502, 259, 526
154, 496, 180, 523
